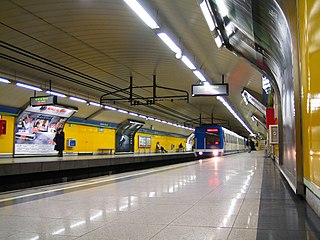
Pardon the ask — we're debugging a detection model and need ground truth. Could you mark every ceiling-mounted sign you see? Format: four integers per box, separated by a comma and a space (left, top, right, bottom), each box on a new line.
30, 95, 57, 107
192, 84, 229, 96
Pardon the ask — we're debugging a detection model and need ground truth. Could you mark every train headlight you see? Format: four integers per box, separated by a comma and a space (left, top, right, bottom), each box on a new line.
199, 152, 203, 156
213, 150, 219, 157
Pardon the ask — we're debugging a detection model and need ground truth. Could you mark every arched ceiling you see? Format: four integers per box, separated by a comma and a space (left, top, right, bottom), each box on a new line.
0, 0, 265, 137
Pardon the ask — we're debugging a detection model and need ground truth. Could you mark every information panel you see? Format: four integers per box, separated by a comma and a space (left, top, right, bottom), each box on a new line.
30, 95, 57, 107
192, 84, 229, 96
269, 125, 279, 144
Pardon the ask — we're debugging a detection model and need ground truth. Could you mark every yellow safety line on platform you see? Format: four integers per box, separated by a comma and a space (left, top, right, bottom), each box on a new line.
0, 161, 198, 203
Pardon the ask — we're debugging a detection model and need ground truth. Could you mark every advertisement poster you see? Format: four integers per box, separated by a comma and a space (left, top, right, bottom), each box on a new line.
15, 105, 76, 155
116, 119, 144, 153
138, 136, 151, 148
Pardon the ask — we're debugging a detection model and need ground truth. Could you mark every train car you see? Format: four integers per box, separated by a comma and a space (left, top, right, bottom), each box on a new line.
194, 125, 246, 156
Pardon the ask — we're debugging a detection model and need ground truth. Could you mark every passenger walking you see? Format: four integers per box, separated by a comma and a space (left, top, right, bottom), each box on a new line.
249, 139, 255, 153
53, 128, 65, 157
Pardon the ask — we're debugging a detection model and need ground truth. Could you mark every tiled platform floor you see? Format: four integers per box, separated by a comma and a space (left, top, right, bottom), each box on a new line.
0, 151, 319, 239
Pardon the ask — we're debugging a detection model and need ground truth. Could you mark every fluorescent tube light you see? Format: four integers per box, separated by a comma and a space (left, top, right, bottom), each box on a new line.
242, 90, 266, 114
118, 109, 128, 114
225, 22, 234, 37
155, 119, 162, 122
157, 33, 182, 54
193, 70, 207, 82
214, 35, 223, 48
16, 82, 42, 91
123, 0, 160, 29
139, 115, 147, 119
147, 117, 154, 121
69, 96, 87, 103
216, 0, 229, 17
46, 90, 66, 98
181, 56, 196, 70
216, 96, 253, 134
161, 120, 167, 124
104, 106, 117, 111
129, 112, 138, 116
200, 1, 216, 31
89, 102, 101, 107
0, 77, 10, 84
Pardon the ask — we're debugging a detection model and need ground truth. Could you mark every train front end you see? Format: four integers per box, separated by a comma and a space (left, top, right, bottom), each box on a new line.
194, 126, 224, 157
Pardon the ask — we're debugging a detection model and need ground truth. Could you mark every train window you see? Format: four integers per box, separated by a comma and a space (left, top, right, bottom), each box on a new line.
206, 129, 220, 146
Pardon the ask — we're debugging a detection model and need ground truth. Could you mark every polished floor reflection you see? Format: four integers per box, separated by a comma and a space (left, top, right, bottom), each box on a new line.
0, 152, 319, 239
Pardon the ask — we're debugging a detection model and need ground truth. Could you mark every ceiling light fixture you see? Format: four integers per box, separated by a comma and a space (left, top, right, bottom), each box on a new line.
214, 34, 223, 48
193, 70, 207, 82
123, 0, 160, 29
200, 0, 216, 31
157, 33, 182, 55
89, 102, 102, 107
129, 112, 138, 116
216, 96, 253, 135
241, 90, 266, 115
16, 82, 42, 92
118, 109, 128, 114
216, 0, 229, 17
0, 77, 10, 84
46, 90, 66, 98
104, 106, 117, 111
69, 96, 87, 103
181, 56, 196, 70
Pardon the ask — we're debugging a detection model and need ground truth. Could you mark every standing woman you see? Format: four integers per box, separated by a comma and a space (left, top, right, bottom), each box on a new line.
54, 128, 65, 157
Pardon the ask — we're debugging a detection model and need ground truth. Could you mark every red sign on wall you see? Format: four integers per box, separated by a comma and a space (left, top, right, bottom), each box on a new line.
266, 108, 275, 128
0, 120, 6, 135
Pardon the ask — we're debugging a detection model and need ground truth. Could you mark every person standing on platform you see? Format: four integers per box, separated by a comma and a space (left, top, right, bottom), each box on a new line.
179, 143, 184, 152
53, 127, 65, 157
156, 142, 161, 153
249, 139, 255, 153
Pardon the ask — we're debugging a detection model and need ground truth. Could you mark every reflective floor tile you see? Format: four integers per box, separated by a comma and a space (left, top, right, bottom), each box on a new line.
5, 232, 77, 240
233, 214, 259, 228
44, 219, 108, 237
0, 230, 14, 239
76, 223, 165, 240
171, 211, 237, 228
114, 209, 183, 224
151, 226, 230, 240
198, 198, 243, 207
227, 228, 257, 240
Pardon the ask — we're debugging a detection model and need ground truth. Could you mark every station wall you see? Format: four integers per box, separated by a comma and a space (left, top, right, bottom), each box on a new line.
298, 0, 320, 194
0, 115, 15, 154
0, 114, 187, 155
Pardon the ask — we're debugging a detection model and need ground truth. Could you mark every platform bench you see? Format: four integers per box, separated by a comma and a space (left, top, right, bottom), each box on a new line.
98, 148, 114, 155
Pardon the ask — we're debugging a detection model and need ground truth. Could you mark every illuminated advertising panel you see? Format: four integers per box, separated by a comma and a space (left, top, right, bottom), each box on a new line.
116, 119, 144, 153
15, 105, 77, 155
138, 136, 151, 148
